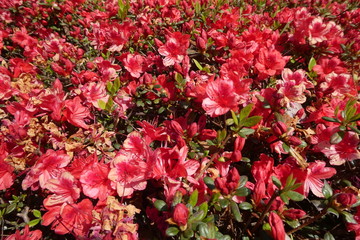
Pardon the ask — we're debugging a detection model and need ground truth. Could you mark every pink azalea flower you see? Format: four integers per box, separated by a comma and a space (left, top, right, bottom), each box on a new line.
0, 159, 15, 191
122, 53, 145, 78
303, 161, 336, 197
63, 96, 91, 129
108, 150, 148, 197
43, 172, 80, 207
81, 81, 109, 109
80, 161, 115, 200
202, 79, 238, 117
42, 199, 93, 237
5, 225, 42, 240
22, 150, 71, 190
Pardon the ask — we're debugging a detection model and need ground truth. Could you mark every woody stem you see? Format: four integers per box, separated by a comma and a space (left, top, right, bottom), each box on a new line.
251, 189, 279, 234
287, 206, 328, 235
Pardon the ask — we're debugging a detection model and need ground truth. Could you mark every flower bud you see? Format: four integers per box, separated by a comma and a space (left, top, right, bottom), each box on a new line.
335, 193, 357, 209
287, 136, 302, 146
272, 121, 287, 137
173, 203, 189, 226
283, 209, 306, 220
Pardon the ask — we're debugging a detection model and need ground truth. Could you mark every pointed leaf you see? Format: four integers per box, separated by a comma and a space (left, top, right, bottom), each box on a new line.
32, 209, 41, 218
239, 202, 253, 210
28, 219, 41, 227
272, 176, 282, 189
231, 110, 239, 126
154, 200, 168, 211
230, 201, 242, 222
235, 187, 250, 197
322, 181, 333, 199
166, 227, 180, 236
240, 104, 253, 121
189, 189, 199, 207
324, 232, 335, 240
308, 57, 317, 71
241, 116, 262, 127
286, 191, 304, 201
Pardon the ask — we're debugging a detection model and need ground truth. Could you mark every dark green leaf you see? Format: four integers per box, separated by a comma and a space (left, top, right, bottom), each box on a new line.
286, 191, 304, 201
154, 200, 168, 211
272, 176, 282, 189
282, 143, 290, 153
166, 227, 180, 236
230, 201, 242, 222
322, 181, 333, 199
235, 187, 250, 197
219, 199, 229, 208
204, 177, 215, 190
188, 210, 205, 223
349, 125, 360, 134
280, 192, 289, 204
324, 232, 335, 240
322, 117, 341, 123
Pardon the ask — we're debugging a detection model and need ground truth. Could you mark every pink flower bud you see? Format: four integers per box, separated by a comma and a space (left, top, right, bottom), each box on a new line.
173, 203, 189, 226
335, 193, 357, 209
272, 122, 287, 137
287, 136, 302, 146
283, 209, 306, 220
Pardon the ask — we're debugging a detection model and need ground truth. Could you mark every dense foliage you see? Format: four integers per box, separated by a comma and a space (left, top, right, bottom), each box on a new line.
0, 0, 359, 239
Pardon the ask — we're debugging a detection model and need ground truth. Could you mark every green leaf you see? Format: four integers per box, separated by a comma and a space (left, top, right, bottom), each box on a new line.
324, 232, 335, 240
239, 176, 248, 188
308, 57, 317, 71
113, 78, 121, 93
327, 207, 339, 218
218, 129, 227, 142
349, 113, 360, 122
286, 191, 304, 201
107, 81, 113, 93
231, 110, 239, 125
239, 104, 253, 121
204, 177, 215, 190
262, 222, 271, 231
5, 203, 16, 215
230, 201, 242, 222
193, 59, 203, 70
32, 209, 41, 218
349, 125, 360, 134
282, 142, 290, 153
235, 187, 250, 197
226, 118, 234, 126
175, 72, 186, 88
219, 199, 230, 208
239, 202, 253, 210
330, 131, 344, 144
198, 202, 208, 218
154, 200, 168, 211
322, 117, 341, 123
189, 190, 199, 207
188, 210, 205, 223
98, 100, 106, 110
172, 191, 183, 207
28, 219, 41, 227
238, 128, 255, 137
272, 176, 282, 189
105, 97, 114, 111
280, 193, 289, 204
322, 181, 333, 199
241, 116, 262, 127
342, 211, 357, 224
166, 227, 180, 236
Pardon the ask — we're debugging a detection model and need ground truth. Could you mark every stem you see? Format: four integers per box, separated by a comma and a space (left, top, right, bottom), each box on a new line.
251, 189, 279, 234
287, 206, 328, 235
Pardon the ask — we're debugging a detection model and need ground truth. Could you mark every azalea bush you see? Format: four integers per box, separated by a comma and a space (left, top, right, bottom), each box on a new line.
0, 0, 360, 239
